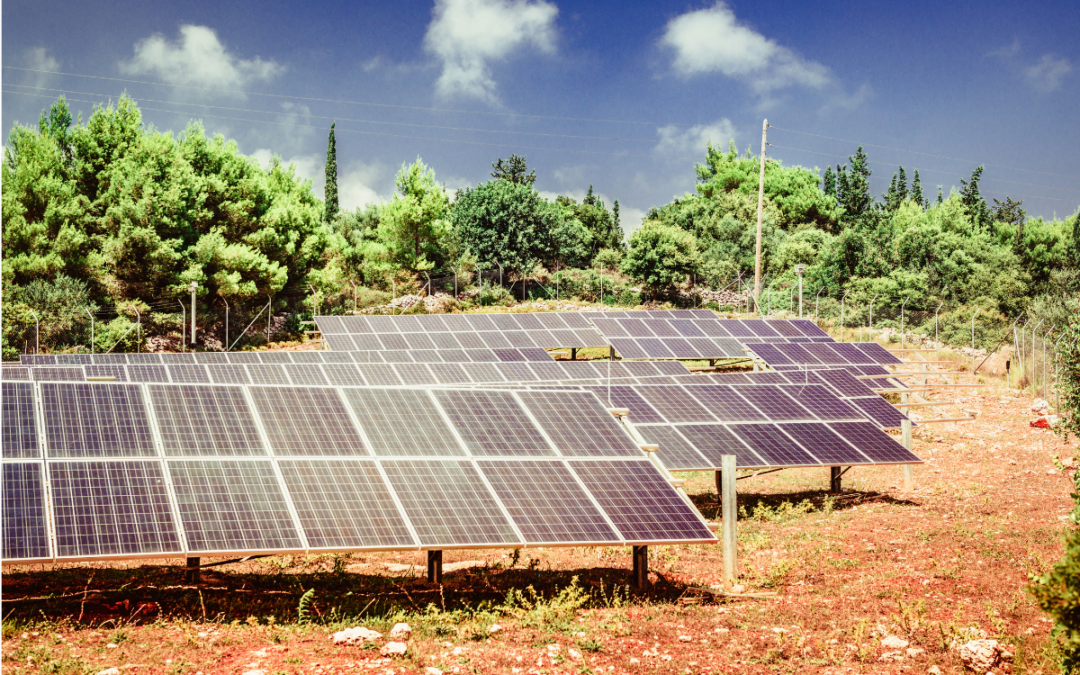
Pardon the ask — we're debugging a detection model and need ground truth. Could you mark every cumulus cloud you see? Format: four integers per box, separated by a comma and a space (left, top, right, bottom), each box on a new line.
1024, 54, 1072, 92
21, 47, 61, 88
424, 0, 558, 102
654, 119, 736, 156
250, 151, 394, 210
119, 25, 283, 89
538, 188, 645, 238
660, 2, 831, 93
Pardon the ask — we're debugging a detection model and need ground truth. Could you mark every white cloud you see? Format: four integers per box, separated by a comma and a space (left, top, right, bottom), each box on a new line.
119, 25, 283, 89
660, 2, 831, 93
654, 119, 736, 156
250, 151, 393, 210
538, 188, 645, 238
251, 149, 322, 182
22, 47, 60, 88
424, 0, 558, 102
1024, 54, 1072, 92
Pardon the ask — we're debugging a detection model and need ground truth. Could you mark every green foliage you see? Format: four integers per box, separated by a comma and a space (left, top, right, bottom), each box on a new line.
297, 588, 316, 626
959, 165, 991, 232
490, 154, 536, 186
451, 179, 554, 275
620, 220, 701, 297
1054, 318, 1080, 441
836, 146, 873, 222
554, 186, 624, 265
377, 158, 450, 274
324, 123, 338, 223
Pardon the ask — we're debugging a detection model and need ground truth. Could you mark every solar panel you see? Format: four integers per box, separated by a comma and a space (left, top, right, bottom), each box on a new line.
343, 389, 465, 456
258, 351, 294, 364
850, 397, 910, 429
249, 387, 367, 456
583, 385, 665, 423
535, 313, 569, 330
2, 462, 50, 560
801, 343, 851, 365
575, 329, 610, 347
226, 352, 264, 364
496, 361, 537, 382
790, 319, 830, 338
350, 334, 384, 351
524, 360, 564, 382
404, 333, 438, 351
415, 314, 449, 332
149, 384, 266, 456
380, 351, 415, 363
194, 352, 231, 364
207, 364, 252, 385
380, 459, 520, 547
776, 384, 864, 421
357, 364, 404, 386
477, 459, 620, 544
396, 363, 440, 386
609, 338, 649, 359
168, 364, 211, 383
827, 422, 920, 463
428, 332, 463, 350
808, 368, 878, 397
125, 364, 170, 383
247, 364, 291, 385
635, 425, 712, 471
775, 423, 870, 465
694, 321, 732, 338
454, 331, 489, 349
461, 362, 506, 383
429, 362, 473, 385
634, 385, 716, 423
433, 390, 554, 456
85, 365, 127, 381
2, 366, 31, 381
278, 459, 416, 549
774, 343, 823, 365
379, 334, 411, 351
728, 424, 819, 466
41, 383, 156, 458
516, 391, 641, 457
569, 460, 714, 543
673, 424, 768, 467
747, 343, 795, 365
682, 384, 768, 422
729, 385, 816, 421
765, 320, 804, 338
3, 382, 40, 459
49, 460, 183, 558
323, 363, 368, 387
855, 342, 904, 365
168, 459, 303, 553
435, 349, 471, 363
518, 348, 554, 362
33, 366, 85, 381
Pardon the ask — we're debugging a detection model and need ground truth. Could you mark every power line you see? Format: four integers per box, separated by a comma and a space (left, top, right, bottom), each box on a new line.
4, 65, 704, 128
6, 83, 662, 144
3, 89, 699, 162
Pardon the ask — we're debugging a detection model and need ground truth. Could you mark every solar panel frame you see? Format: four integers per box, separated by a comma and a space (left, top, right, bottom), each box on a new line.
343, 388, 465, 457
775, 384, 865, 422
428, 332, 464, 350
680, 384, 768, 422
1, 461, 51, 561
672, 424, 769, 468
729, 384, 818, 421
850, 396, 911, 429
634, 385, 717, 423
249, 386, 368, 457
350, 334, 385, 351
694, 321, 733, 338
2, 366, 32, 381
854, 342, 904, 365
634, 425, 713, 471
827, 422, 921, 464
728, 423, 820, 467
775, 423, 872, 466
609, 338, 649, 360
582, 385, 666, 423
514, 391, 642, 457
3, 382, 40, 459
33, 367, 85, 382
149, 384, 267, 457
41, 382, 157, 458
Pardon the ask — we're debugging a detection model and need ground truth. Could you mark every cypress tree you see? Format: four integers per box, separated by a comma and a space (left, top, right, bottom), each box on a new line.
843, 147, 873, 218
897, 166, 908, 202
911, 170, 924, 208
959, 165, 991, 232
324, 122, 339, 223
936, 186, 944, 206
885, 173, 899, 211
823, 166, 835, 200
836, 164, 848, 209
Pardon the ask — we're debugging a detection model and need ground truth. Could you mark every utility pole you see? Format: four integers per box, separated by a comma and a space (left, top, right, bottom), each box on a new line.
189, 282, 197, 346
753, 118, 770, 314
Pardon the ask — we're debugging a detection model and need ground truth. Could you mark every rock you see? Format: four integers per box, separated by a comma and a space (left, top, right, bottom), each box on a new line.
426, 668, 443, 675
881, 636, 910, 649
958, 639, 1011, 672
97, 669, 121, 675
388, 623, 411, 640
730, 584, 746, 593
331, 627, 382, 645
907, 647, 925, 658
568, 648, 582, 661
928, 667, 942, 675
381, 642, 407, 657
678, 635, 693, 642
106, 643, 118, 649
242, 671, 265, 675
879, 651, 905, 662
489, 624, 503, 634
1031, 398, 1051, 414
629, 657, 640, 665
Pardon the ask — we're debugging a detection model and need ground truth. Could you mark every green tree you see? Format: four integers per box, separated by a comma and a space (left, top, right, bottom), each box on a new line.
451, 179, 551, 275
490, 154, 536, 186
324, 122, 338, 223
554, 187, 624, 264
960, 165, 991, 232
838, 146, 873, 220
377, 158, 450, 273
910, 169, 924, 208
620, 220, 701, 297
822, 166, 836, 201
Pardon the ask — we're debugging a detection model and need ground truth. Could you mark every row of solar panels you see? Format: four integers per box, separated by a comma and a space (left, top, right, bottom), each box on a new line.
1, 360, 691, 387
746, 341, 904, 367
2, 381, 715, 562
18, 347, 555, 366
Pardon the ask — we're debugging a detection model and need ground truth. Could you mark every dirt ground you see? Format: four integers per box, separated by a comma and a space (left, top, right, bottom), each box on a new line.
2, 363, 1077, 675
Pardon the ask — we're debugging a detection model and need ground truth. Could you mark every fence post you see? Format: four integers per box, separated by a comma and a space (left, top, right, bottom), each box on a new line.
840, 291, 850, 342
901, 392, 914, 491
132, 306, 141, 353
349, 280, 358, 314
869, 294, 879, 342
900, 296, 909, 350
1030, 319, 1045, 397
86, 308, 95, 354
815, 286, 823, 323
971, 308, 980, 374
28, 308, 39, 353
721, 454, 737, 587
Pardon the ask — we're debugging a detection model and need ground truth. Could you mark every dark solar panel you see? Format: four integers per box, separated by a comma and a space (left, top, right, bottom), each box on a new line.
729, 384, 816, 421
42, 383, 156, 458
149, 384, 266, 457
548, 329, 582, 346
610, 338, 649, 360
429, 332, 463, 350
517, 391, 641, 456
2, 366, 31, 381
682, 384, 768, 422
777, 423, 870, 465
729, 423, 820, 466
535, 313, 569, 330
776, 384, 864, 421
168, 364, 211, 383
33, 367, 85, 381
713, 338, 747, 357
396, 363, 439, 385
669, 319, 707, 338
801, 343, 850, 365
593, 318, 629, 337
765, 320, 804, 337
790, 319, 830, 338
569, 460, 714, 543
351, 334, 385, 351
636, 425, 711, 471
85, 365, 127, 381
575, 329, 610, 347
741, 319, 783, 337
827, 422, 921, 463
582, 385, 666, 423
675, 424, 768, 468
616, 361, 656, 377
851, 397, 910, 429
247, 364, 291, 385
433, 389, 554, 456
811, 368, 878, 397
478, 460, 620, 544
527, 329, 562, 348
746, 343, 795, 364
1, 462, 50, 560
461, 362, 506, 383
50, 460, 182, 558
429, 362, 473, 384
556, 313, 591, 330
773, 343, 823, 365
279, 459, 415, 549
685, 337, 723, 357
357, 364, 404, 386
492, 348, 526, 362
168, 459, 302, 553
855, 342, 904, 365
3, 382, 40, 459
207, 364, 252, 385
636, 338, 675, 358
518, 348, 554, 362
344, 388, 465, 457
322, 363, 367, 387
825, 344, 873, 364
250, 387, 368, 456
694, 320, 733, 338
617, 318, 656, 338
378, 334, 411, 351
380, 459, 520, 546
665, 338, 703, 359
635, 385, 716, 423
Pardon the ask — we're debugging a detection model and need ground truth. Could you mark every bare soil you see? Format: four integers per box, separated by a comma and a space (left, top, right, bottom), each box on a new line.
3, 368, 1077, 675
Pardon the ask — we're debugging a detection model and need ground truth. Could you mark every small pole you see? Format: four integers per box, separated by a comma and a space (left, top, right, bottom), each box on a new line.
186, 557, 200, 584
901, 392, 914, 491
29, 308, 39, 353
1031, 319, 1045, 396
86, 308, 95, 354
972, 308, 980, 373
267, 296, 273, 345
349, 280, 358, 314
1043, 327, 1053, 399
795, 264, 805, 318
632, 546, 649, 589
453, 267, 458, 300
830, 466, 842, 494
868, 294, 879, 342
556, 261, 560, 303
600, 263, 604, 306
131, 305, 141, 353
721, 454, 737, 587
900, 296, 909, 349
789, 286, 793, 314
815, 286, 823, 323
177, 301, 185, 352
424, 272, 431, 298
934, 299, 945, 344
220, 297, 229, 352
840, 291, 850, 342
427, 550, 443, 583
753, 119, 768, 314
189, 281, 198, 346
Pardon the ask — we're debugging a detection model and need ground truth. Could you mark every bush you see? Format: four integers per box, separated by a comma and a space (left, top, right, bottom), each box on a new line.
621, 221, 701, 298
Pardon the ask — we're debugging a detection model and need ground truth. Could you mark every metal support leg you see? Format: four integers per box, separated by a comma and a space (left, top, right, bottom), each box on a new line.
715, 470, 722, 499
427, 550, 443, 583
632, 545, 648, 588
830, 467, 842, 494
901, 415, 914, 491
721, 455, 737, 587
571, 348, 577, 361
185, 557, 200, 584
609, 346, 615, 361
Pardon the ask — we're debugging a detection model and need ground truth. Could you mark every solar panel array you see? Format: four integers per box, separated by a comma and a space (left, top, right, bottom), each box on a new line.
745, 341, 904, 368
18, 347, 554, 366
2, 381, 715, 563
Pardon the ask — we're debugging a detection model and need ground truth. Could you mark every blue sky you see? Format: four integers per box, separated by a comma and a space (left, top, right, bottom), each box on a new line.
4, 0, 1078, 227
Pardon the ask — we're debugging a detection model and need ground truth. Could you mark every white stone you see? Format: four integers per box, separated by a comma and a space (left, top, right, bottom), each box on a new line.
906, 647, 925, 658
426, 668, 443, 675
878, 651, 904, 662
388, 623, 411, 640
568, 648, 582, 660
678, 635, 693, 642
629, 657, 640, 665
489, 624, 503, 634
927, 666, 942, 675
958, 639, 1009, 672
730, 584, 746, 593
106, 643, 118, 649
242, 671, 265, 675
381, 642, 407, 657
97, 669, 121, 675
332, 626, 382, 645
881, 635, 910, 649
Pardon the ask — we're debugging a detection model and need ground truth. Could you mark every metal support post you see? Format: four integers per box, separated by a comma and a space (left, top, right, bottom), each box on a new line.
869, 294, 879, 342
840, 291, 850, 342
186, 557, 200, 584
609, 345, 615, 361
900, 296, 909, 350
830, 466, 842, 494
971, 308, 980, 374
570, 347, 577, 361
632, 545, 649, 588
350, 280, 358, 314
901, 393, 914, 490
721, 454, 737, 587
1030, 319, 1045, 397
715, 469, 722, 499
427, 550, 443, 583
189, 282, 198, 345
87, 308, 96, 354
28, 308, 39, 353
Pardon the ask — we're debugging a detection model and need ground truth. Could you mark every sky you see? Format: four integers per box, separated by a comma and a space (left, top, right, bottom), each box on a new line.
3, 0, 1079, 229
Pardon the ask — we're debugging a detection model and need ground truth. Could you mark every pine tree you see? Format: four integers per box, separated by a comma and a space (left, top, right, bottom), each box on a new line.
936, 186, 943, 206
843, 147, 873, 217
836, 164, 848, 209
490, 154, 536, 186
823, 166, 836, 200
897, 166, 908, 202
910, 170, 924, 208
613, 199, 621, 231
959, 165, 991, 231
324, 122, 339, 223
885, 173, 899, 211
584, 184, 597, 206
